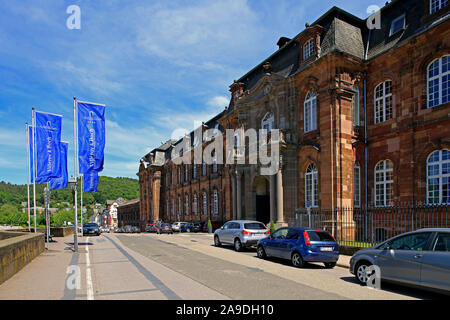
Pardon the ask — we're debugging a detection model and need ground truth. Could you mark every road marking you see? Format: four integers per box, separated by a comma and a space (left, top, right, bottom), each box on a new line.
85, 236, 94, 300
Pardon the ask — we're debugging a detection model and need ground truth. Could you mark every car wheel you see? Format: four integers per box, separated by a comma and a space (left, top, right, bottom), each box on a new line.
214, 235, 221, 247
257, 245, 267, 259
355, 261, 373, 285
324, 262, 336, 269
234, 239, 242, 252
291, 252, 304, 268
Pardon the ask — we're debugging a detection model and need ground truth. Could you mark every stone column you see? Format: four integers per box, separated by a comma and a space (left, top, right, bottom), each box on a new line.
236, 171, 242, 220
231, 173, 237, 220
269, 174, 275, 223
276, 158, 285, 226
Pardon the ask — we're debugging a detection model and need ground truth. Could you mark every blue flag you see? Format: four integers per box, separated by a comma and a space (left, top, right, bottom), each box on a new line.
77, 102, 105, 174
50, 142, 68, 189
29, 126, 47, 184
35, 111, 63, 181
84, 171, 99, 193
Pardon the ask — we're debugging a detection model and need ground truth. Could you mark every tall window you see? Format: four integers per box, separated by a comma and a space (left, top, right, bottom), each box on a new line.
374, 160, 394, 207
261, 112, 274, 131
193, 193, 198, 215
166, 200, 169, 216
171, 170, 174, 185
177, 167, 181, 184
428, 55, 449, 108
305, 164, 318, 208
354, 163, 361, 208
213, 190, 219, 215
303, 38, 314, 60
185, 165, 189, 182
178, 196, 182, 215
202, 160, 207, 176
430, 0, 448, 13
171, 199, 175, 216
304, 91, 317, 132
185, 195, 189, 215
427, 150, 450, 205
203, 192, 208, 215
213, 153, 218, 173
353, 85, 360, 125
193, 164, 197, 179
374, 81, 393, 124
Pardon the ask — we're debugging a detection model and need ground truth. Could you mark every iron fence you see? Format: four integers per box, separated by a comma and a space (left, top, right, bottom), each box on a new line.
294, 203, 450, 247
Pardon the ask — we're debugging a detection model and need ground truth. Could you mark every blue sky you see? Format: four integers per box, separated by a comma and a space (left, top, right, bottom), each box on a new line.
0, 0, 385, 184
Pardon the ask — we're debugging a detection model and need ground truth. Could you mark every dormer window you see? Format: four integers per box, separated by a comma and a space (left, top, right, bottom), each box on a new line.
430, 0, 448, 14
261, 112, 274, 131
303, 38, 315, 60
389, 14, 405, 36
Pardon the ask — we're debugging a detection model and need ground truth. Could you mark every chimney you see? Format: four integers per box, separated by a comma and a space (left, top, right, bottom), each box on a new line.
277, 37, 291, 49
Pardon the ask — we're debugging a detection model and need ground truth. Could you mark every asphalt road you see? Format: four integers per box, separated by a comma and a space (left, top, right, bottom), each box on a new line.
114, 232, 446, 300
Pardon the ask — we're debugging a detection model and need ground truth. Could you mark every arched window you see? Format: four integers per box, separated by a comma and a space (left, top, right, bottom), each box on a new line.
374, 160, 394, 207
185, 195, 189, 215
353, 85, 360, 125
193, 193, 198, 215
427, 150, 450, 205
213, 190, 219, 215
261, 112, 274, 131
428, 56, 449, 108
305, 164, 318, 208
374, 81, 392, 124
354, 162, 361, 208
202, 192, 208, 215
304, 91, 317, 132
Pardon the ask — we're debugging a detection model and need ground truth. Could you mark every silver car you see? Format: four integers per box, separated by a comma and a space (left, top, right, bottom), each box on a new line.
350, 228, 450, 294
172, 222, 187, 232
214, 220, 270, 252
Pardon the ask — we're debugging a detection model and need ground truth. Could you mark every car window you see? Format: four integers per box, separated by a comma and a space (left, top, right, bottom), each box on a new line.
307, 230, 335, 242
432, 233, 450, 252
389, 232, 432, 251
272, 228, 289, 240
231, 223, 241, 229
222, 222, 231, 230
244, 223, 266, 230
286, 229, 300, 240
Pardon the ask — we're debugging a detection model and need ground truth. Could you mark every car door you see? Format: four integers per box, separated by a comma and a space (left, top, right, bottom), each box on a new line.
278, 228, 300, 260
266, 228, 288, 258
420, 232, 450, 292
376, 232, 432, 285
219, 222, 232, 243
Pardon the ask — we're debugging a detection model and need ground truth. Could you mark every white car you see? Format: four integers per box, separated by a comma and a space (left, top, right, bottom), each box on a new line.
172, 222, 188, 232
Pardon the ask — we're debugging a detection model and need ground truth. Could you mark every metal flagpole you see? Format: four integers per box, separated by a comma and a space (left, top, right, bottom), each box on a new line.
73, 97, 79, 251
32, 109, 37, 233
26, 123, 31, 232
80, 174, 84, 232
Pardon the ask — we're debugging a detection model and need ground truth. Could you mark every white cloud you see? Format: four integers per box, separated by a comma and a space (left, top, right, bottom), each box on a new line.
207, 96, 229, 109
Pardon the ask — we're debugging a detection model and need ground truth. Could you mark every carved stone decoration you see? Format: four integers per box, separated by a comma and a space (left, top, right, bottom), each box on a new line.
263, 61, 272, 75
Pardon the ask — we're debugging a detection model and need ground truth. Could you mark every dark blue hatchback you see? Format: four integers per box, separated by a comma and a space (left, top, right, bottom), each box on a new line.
256, 227, 339, 268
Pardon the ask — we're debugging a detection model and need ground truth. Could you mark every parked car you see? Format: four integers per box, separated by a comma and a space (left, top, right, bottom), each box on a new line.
256, 227, 339, 268
172, 222, 188, 233
82, 223, 101, 236
145, 224, 158, 233
350, 228, 450, 294
131, 226, 141, 233
114, 227, 123, 233
180, 222, 202, 233
214, 220, 270, 251
123, 225, 133, 233
157, 223, 174, 234
100, 227, 110, 233
202, 220, 222, 232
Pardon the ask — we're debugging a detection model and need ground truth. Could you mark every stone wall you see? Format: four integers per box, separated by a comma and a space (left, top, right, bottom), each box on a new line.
0, 231, 45, 285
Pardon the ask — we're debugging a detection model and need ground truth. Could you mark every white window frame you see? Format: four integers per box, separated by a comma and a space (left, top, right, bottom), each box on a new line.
430, 0, 448, 13
374, 160, 394, 207
374, 81, 393, 124
213, 190, 219, 215
427, 150, 450, 205
354, 162, 361, 208
389, 14, 406, 36
261, 112, 274, 131
303, 38, 315, 60
305, 164, 319, 208
427, 55, 449, 108
203, 192, 208, 215
304, 91, 317, 132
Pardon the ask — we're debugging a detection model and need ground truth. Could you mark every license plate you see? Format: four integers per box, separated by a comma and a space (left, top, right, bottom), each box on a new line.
320, 247, 333, 251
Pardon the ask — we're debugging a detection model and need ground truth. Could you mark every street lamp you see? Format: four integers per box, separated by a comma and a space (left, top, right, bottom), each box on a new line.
68, 177, 78, 252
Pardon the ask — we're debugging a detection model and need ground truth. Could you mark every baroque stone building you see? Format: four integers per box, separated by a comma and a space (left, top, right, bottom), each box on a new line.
138, 0, 450, 230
